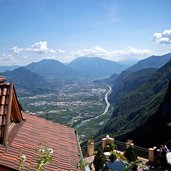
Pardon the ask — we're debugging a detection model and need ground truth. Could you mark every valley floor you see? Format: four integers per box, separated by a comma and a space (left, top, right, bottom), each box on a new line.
19, 81, 113, 141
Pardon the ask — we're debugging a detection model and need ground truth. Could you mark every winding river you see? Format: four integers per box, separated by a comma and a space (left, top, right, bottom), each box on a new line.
75, 85, 112, 128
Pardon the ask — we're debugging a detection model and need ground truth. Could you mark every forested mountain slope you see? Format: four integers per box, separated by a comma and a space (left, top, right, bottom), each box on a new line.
108, 68, 157, 106
99, 61, 171, 147
118, 80, 171, 148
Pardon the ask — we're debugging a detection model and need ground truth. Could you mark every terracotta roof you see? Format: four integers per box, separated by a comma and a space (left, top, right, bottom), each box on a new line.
0, 77, 81, 171
0, 113, 81, 171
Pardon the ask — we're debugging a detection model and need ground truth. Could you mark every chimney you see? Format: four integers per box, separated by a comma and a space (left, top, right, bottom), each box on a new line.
102, 135, 114, 150
87, 139, 95, 156
148, 146, 157, 163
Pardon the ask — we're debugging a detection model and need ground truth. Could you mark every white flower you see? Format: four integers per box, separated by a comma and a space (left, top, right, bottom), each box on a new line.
38, 149, 45, 154
48, 148, 53, 154
20, 154, 26, 161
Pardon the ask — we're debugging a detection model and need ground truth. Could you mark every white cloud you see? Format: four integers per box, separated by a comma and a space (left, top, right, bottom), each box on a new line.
72, 46, 153, 61
10, 41, 56, 54
57, 49, 65, 53
27, 41, 56, 53
152, 30, 171, 44
111, 46, 153, 57
10, 46, 23, 54
5, 44, 153, 66
0, 53, 18, 65
74, 46, 108, 57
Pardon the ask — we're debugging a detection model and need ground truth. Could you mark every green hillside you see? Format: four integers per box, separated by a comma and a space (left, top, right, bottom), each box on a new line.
118, 80, 171, 148
99, 61, 171, 147
108, 68, 157, 106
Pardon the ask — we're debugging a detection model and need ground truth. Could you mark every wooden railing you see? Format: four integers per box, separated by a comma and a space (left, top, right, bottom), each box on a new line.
81, 139, 149, 159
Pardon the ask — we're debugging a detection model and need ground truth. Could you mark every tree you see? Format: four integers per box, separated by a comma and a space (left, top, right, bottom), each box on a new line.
93, 150, 106, 171
124, 146, 137, 162
124, 146, 137, 171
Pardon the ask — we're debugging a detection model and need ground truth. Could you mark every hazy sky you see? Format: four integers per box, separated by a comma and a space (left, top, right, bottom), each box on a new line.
0, 0, 171, 66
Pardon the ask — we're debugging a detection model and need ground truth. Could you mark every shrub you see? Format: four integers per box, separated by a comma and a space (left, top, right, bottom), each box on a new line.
93, 150, 107, 171
124, 146, 137, 162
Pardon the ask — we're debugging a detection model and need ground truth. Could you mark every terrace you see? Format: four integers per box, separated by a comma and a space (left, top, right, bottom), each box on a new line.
81, 135, 171, 171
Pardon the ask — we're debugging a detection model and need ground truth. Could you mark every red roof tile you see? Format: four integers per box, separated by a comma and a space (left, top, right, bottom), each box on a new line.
0, 77, 81, 171
0, 114, 81, 171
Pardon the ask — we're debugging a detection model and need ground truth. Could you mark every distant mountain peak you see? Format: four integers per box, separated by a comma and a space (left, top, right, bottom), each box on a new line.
127, 52, 171, 72
0, 65, 20, 72
69, 56, 126, 78
25, 59, 76, 79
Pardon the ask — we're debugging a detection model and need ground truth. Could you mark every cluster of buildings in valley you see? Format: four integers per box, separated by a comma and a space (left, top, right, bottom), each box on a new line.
19, 82, 108, 126
21, 83, 107, 107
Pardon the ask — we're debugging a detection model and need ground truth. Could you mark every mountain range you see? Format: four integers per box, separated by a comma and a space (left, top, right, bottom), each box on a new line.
99, 59, 171, 148
1, 53, 171, 80
127, 53, 171, 72
1, 52, 171, 148
0, 57, 126, 80
0, 65, 19, 72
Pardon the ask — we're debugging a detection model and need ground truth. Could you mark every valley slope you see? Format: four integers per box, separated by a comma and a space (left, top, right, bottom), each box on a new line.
99, 60, 171, 148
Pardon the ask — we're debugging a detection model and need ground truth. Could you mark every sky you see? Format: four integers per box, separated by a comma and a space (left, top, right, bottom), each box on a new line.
0, 0, 171, 66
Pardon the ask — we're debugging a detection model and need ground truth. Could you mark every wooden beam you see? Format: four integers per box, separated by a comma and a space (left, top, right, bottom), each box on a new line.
3, 82, 13, 146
